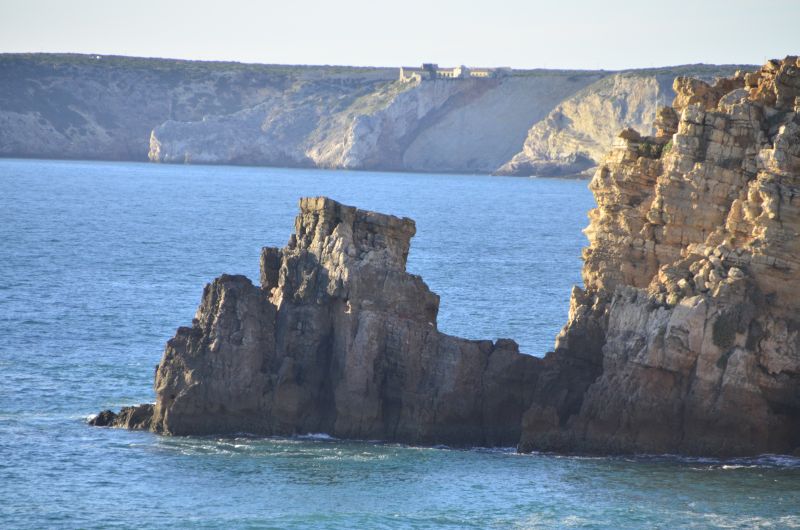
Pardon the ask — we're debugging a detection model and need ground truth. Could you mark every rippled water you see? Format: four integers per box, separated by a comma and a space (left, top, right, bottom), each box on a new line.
2, 158, 799, 528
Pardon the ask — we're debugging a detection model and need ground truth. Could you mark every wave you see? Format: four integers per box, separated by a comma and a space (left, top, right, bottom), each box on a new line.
75, 422, 800, 467
295, 432, 337, 441
622, 453, 800, 469
515, 450, 800, 468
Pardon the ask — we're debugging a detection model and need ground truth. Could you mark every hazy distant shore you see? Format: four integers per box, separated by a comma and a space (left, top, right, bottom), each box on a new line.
0, 53, 749, 178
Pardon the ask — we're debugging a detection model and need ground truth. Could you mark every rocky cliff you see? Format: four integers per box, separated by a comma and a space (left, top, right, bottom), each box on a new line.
1, 54, 744, 175
496, 73, 674, 177
0, 54, 394, 162
92, 197, 540, 446
304, 75, 605, 173
519, 56, 800, 456
148, 72, 605, 172
495, 66, 750, 178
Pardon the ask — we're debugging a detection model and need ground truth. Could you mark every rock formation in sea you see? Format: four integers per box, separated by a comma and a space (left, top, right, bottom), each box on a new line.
519, 56, 800, 456
92, 197, 539, 446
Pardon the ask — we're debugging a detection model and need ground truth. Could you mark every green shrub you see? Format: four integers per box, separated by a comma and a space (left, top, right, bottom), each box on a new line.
712, 310, 738, 350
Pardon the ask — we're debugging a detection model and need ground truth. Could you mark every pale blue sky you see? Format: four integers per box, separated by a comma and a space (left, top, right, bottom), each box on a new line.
1, 0, 797, 69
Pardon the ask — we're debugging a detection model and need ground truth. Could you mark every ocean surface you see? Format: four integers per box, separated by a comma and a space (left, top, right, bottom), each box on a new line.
1, 158, 799, 529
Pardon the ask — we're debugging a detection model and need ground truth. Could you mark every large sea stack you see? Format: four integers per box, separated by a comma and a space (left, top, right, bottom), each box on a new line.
93, 197, 539, 446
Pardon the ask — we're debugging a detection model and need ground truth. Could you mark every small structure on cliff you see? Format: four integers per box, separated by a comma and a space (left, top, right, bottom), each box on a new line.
399, 63, 510, 82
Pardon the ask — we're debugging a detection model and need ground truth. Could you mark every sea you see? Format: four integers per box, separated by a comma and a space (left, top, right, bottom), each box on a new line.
1, 158, 799, 529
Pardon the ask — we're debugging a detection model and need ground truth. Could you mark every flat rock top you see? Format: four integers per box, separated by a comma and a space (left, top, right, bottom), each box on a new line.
299, 196, 415, 232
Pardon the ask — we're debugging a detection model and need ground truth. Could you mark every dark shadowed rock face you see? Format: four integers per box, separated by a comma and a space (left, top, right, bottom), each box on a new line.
96, 197, 540, 446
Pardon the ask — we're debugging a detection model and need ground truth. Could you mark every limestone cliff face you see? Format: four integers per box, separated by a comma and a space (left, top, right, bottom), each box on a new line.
306, 78, 490, 170
152, 74, 602, 173
496, 74, 674, 177
496, 68, 751, 178
148, 76, 403, 167
93, 197, 539, 446
519, 57, 800, 456
1, 54, 744, 175
0, 54, 393, 162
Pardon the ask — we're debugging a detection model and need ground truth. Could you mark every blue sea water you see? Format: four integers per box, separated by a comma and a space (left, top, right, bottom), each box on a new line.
1, 158, 799, 529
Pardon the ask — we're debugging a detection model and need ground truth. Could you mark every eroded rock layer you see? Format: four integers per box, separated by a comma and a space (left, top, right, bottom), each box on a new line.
93, 197, 539, 446
519, 57, 800, 456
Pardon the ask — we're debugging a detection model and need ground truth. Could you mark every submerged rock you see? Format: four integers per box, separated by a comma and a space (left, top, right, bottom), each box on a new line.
89, 404, 153, 430
95, 197, 539, 446
88, 410, 117, 427
519, 56, 800, 457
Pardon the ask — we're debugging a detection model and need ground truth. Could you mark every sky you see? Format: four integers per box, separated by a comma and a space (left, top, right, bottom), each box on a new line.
1, 0, 798, 70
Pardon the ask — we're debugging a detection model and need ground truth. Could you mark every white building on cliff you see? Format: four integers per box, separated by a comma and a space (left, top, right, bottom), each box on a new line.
399, 63, 510, 82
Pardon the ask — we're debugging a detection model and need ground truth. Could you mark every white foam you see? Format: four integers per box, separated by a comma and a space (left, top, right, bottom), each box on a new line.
295, 432, 336, 441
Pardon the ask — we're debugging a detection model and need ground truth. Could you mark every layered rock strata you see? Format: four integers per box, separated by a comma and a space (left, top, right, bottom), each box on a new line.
92, 197, 539, 446
519, 57, 800, 456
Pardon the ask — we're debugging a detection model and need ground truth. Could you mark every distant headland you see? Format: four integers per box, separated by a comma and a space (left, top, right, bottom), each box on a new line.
0, 53, 748, 177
